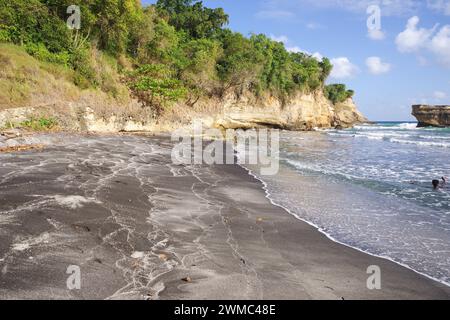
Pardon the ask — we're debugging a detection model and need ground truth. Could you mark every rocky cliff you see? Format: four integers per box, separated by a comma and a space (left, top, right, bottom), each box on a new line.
0, 89, 367, 133
172, 90, 367, 132
412, 105, 450, 127
0, 44, 367, 133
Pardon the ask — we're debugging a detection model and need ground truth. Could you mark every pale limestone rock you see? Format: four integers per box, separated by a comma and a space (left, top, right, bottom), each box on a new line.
412, 105, 450, 127
0, 89, 367, 133
207, 91, 367, 130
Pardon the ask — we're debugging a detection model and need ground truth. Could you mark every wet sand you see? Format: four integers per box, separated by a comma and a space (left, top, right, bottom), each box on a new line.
0, 134, 449, 299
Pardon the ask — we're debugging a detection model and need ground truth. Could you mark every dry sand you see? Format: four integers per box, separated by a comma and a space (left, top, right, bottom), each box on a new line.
0, 134, 448, 299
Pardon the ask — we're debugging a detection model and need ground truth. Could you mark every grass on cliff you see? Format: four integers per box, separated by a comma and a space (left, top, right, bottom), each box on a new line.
0, 43, 79, 110
0, 43, 129, 111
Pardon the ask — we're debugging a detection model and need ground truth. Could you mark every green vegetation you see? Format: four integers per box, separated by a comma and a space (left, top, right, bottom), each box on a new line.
0, 116, 58, 131
125, 64, 187, 116
20, 116, 58, 130
324, 84, 355, 104
0, 0, 353, 115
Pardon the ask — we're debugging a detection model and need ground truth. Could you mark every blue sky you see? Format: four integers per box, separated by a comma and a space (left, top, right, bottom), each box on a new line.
142, 0, 450, 121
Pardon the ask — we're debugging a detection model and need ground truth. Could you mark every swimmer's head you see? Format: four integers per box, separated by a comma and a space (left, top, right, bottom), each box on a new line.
433, 180, 440, 189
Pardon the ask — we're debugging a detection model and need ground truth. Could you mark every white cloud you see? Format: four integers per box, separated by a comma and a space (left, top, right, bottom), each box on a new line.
395, 16, 436, 53
433, 91, 447, 99
427, 0, 450, 15
312, 52, 324, 61
430, 25, 450, 67
396, 16, 450, 68
366, 56, 391, 75
330, 57, 359, 79
367, 28, 386, 40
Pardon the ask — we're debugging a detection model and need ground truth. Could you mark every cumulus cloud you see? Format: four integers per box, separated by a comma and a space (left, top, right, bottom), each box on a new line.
311, 52, 324, 61
395, 16, 436, 52
396, 16, 450, 68
330, 57, 359, 79
366, 57, 392, 75
430, 25, 450, 67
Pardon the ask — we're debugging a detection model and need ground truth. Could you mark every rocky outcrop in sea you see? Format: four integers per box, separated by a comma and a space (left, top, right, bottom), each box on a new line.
412, 105, 450, 127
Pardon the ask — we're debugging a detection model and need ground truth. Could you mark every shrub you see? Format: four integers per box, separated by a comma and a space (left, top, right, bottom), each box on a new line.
24, 42, 70, 66
125, 64, 187, 116
325, 84, 355, 104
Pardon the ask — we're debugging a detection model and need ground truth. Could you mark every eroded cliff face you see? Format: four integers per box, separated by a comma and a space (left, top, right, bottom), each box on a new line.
0, 89, 367, 133
181, 90, 367, 131
412, 105, 450, 127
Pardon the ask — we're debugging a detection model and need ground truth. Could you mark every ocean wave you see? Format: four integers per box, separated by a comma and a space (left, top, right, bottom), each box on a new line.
390, 138, 450, 148
398, 123, 419, 129
283, 158, 366, 182
353, 123, 418, 131
272, 130, 450, 286
328, 131, 450, 147
241, 162, 450, 287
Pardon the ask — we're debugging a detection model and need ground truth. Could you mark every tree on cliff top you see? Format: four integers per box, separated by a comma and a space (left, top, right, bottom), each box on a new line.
156, 0, 229, 38
325, 84, 355, 104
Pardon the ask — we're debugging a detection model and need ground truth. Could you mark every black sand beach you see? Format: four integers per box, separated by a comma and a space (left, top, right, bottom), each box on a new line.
0, 134, 449, 299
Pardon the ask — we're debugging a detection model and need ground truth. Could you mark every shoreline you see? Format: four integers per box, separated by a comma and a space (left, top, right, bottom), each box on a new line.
0, 133, 449, 299
242, 164, 450, 289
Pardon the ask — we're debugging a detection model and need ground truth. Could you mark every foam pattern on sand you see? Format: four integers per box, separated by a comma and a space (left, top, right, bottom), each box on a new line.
0, 133, 448, 300
0, 134, 268, 299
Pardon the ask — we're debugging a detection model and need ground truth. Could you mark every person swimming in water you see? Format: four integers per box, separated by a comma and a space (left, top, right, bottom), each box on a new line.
433, 177, 447, 189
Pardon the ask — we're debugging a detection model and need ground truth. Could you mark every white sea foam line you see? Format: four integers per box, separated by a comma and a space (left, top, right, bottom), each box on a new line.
336, 132, 450, 147
237, 163, 450, 288
283, 158, 366, 182
353, 123, 419, 131
390, 139, 450, 148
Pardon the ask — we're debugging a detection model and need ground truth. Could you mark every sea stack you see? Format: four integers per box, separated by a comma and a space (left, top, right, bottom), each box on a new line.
412, 105, 450, 127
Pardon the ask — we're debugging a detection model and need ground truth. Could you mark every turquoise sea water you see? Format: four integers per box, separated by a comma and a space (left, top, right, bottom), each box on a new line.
249, 122, 450, 285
